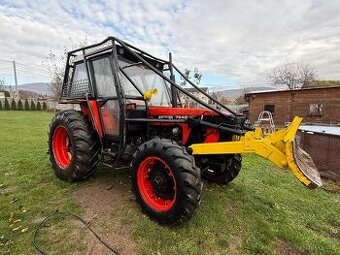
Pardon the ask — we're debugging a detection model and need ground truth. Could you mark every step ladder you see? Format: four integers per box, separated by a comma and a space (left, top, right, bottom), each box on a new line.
254, 111, 276, 134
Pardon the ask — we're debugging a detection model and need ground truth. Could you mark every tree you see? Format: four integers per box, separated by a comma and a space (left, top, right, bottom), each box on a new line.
30, 101, 36, 111
235, 88, 247, 105
37, 101, 42, 111
46, 49, 66, 99
209, 92, 218, 104
46, 38, 88, 98
180, 68, 202, 86
220, 97, 232, 105
193, 68, 202, 85
11, 99, 17, 110
4, 98, 10, 110
17, 99, 23, 110
269, 61, 317, 90
24, 99, 30, 110
235, 94, 247, 105
0, 78, 5, 90
0, 100, 2, 110
42, 101, 47, 111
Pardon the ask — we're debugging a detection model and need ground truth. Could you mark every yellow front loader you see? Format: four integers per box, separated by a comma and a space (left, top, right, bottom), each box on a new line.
190, 116, 322, 188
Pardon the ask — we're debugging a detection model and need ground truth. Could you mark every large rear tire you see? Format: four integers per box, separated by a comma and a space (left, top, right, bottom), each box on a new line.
48, 110, 100, 182
201, 154, 242, 185
130, 138, 203, 225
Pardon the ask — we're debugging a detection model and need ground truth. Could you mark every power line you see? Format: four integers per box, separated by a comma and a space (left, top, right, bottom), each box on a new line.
0, 67, 13, 70
16, 63, 47, 72
0, 59, 13, 63
16, 67, 48, 76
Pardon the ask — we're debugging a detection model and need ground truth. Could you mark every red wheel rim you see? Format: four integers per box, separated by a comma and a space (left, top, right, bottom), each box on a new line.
52, 126, 72, 170
137, 156, 176, 212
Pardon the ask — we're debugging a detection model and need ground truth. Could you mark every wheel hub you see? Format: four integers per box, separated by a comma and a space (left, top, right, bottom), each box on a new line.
149, 165, 174, 199
137, 156, 177, 212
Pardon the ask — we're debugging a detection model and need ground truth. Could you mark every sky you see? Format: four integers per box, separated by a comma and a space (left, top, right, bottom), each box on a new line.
0, 0, 340, 89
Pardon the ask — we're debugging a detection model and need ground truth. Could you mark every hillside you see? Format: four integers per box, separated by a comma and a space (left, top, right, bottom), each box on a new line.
3, 82, 51, 96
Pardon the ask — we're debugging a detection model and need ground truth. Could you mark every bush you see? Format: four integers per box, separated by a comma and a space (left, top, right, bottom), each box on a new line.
24, 99, 30, 110
36, 101, 41, 111
0, 100, 2, 110
42, 101, 47, 111
4, 98, 10, 110
30, 101, 36, 111
17, 100, 23, 110
11, 99, 17, 110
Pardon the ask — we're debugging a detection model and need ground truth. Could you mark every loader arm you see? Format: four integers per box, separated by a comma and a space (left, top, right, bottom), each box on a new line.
190, 117, 322, 189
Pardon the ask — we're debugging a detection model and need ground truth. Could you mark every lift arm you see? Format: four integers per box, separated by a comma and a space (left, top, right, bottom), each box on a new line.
189, 117, 322, 189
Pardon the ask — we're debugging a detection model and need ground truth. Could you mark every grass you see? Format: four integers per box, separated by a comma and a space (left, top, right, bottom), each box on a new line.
0, 111, 339, 255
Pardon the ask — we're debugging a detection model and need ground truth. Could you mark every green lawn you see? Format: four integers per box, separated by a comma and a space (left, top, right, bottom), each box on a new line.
0, 111, 339, 255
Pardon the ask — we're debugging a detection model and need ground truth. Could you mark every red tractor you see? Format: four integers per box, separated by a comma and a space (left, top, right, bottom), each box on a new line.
49, 37, 321, 225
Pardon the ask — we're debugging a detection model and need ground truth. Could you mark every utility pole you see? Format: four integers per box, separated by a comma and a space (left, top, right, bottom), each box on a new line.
13, 60, 19, 98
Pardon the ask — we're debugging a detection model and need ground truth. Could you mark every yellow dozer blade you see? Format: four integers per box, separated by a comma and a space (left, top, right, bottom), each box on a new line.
189, 116, 322, 188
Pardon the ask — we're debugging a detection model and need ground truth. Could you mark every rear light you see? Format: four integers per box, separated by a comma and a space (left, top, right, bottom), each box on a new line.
127, 103, 136, 110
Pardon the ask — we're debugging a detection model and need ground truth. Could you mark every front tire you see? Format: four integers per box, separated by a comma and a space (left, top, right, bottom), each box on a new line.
130, 138, 203, 225
48, 110, 100, 182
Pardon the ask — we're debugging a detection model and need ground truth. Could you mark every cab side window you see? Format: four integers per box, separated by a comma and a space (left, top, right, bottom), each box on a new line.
92, 57, 117, 97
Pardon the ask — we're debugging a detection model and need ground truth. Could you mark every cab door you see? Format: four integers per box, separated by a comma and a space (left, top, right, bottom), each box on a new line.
90, 56, 121, 141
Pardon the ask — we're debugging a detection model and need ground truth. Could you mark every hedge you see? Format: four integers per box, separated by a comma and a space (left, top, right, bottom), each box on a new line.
17, 100, 23, 110
36, 101, 41, 111
24, 99, 30, 110
30, 101, 36, 111
11, 99, 17, 110
5, 98, 10, 110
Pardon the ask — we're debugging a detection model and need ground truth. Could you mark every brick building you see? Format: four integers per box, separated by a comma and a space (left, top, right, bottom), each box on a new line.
245, 86, 340, 127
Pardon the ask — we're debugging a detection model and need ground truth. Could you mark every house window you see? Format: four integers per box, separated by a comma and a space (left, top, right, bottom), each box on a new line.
309, 104, 323, 116
264, 104, 275, 114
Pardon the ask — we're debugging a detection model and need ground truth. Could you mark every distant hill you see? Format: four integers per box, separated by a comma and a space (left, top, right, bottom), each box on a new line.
19, 82, 51, 95
3, 82, 51, 96
216, 86, 278, 98
303, 80, 340, 88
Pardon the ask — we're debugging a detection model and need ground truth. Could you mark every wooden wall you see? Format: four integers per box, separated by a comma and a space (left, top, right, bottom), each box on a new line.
246, 87, 340, 127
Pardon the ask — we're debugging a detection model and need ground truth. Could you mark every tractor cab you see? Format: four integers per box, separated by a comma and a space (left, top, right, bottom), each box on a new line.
60, 38, 241, 154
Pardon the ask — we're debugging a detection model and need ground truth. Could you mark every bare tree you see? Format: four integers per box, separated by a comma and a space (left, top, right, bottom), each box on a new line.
45, 38, 88, 98
193, 67, 202, 85
0, 78, 5, 90
269, 61, 317, 90
235, 88, 247, 105
180, 68, 202, 86
46, 48, 67, 98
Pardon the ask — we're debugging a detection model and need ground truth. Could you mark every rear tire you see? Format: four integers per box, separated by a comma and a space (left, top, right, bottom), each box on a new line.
130, 138, 203, 225
201, 154, 242, 185
49, 110, 100, 182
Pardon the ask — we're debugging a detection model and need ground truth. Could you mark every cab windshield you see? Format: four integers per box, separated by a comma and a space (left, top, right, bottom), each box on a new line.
118, 59, 172, 106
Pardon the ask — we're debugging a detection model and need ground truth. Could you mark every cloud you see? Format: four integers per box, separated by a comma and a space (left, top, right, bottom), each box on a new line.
0, 0, 339, 87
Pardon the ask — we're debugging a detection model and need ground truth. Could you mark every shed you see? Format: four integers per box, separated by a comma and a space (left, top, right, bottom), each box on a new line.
245, 86, 340, 127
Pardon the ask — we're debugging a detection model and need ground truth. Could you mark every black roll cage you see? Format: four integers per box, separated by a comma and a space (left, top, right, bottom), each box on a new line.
61, 36, 241, 118
60, 37, 250, 166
